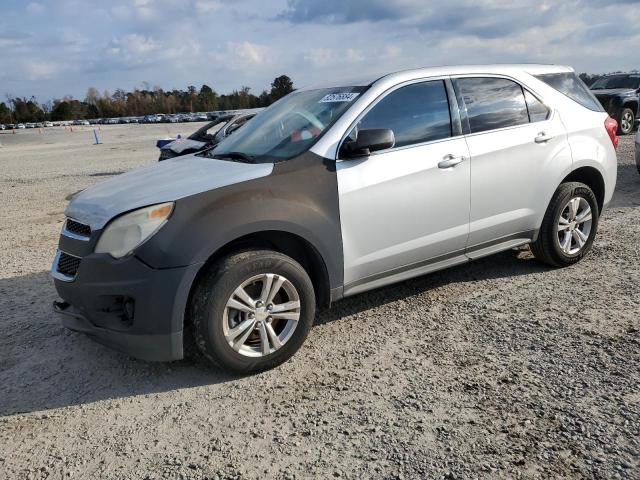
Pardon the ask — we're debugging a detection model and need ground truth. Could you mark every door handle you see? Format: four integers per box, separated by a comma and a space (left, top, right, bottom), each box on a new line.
438, 154, 465, 169
534, 132, 553, 143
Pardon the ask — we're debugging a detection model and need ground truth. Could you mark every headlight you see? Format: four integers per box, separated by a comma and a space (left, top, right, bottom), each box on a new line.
95, 202, 174, 258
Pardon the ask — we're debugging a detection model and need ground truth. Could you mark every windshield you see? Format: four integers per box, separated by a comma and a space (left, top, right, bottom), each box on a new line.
591, 75, 640, 90
190, 118, 229, 140
208, 86, 367, 162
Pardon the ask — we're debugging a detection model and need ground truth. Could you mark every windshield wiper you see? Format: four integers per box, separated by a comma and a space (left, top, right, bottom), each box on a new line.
212, 151, 256, 163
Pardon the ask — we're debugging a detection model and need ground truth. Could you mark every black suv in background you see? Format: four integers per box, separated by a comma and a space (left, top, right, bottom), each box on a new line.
590, 73, 640, 135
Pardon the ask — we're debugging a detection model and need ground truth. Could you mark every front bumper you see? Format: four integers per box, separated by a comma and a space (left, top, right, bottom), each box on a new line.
53, 300, 183, 361
52, 251, 203, 362
635, 135, 640, 172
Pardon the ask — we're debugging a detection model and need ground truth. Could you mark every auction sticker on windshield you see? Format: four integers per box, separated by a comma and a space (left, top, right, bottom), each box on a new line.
319, 93, 360, 103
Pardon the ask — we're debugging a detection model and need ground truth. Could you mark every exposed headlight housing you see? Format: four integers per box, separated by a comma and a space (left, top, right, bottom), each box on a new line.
95, 202, 174, 258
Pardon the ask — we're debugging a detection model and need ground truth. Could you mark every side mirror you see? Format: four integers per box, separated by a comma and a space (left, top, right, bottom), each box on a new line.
341, 128, 395, 158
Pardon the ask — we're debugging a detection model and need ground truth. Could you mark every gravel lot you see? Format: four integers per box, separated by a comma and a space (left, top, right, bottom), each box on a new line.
0, 125, 638, 480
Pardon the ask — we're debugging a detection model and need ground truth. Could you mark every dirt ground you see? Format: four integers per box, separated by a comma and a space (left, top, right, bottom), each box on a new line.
0, 125, 638, 480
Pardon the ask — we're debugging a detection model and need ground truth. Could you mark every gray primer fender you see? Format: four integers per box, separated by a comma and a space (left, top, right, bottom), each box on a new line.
136, 152, 344, 291
65, 154, 273, 230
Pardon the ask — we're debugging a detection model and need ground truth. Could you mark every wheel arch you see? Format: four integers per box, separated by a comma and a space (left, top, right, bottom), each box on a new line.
184, 229, 333, 328
621, 99, 638, 113
560, 166, 606, 213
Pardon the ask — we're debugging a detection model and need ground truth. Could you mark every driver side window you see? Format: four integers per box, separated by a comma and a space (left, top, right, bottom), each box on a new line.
354, 80, 452, 148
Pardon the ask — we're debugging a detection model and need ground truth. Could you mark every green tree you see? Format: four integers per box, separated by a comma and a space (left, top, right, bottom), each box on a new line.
0, 102, 13, 124
270, 75, 294, 101
197, 84, 218, 111
51, 101, 73, 121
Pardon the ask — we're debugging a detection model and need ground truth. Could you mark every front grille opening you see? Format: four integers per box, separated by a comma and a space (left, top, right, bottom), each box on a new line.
57, 252, 81, 278
65, 219, 91, 237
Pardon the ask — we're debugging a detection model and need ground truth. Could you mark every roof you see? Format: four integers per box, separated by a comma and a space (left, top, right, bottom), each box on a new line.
300, 64, 574, 90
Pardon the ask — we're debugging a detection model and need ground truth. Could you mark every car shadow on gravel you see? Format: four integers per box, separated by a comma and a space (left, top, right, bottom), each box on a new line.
316, 246, 549, 325
0, 249, 548, 416
0, 271, 239, 417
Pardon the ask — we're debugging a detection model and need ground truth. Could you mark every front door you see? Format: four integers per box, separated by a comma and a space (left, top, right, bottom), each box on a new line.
336, 79, 471, 294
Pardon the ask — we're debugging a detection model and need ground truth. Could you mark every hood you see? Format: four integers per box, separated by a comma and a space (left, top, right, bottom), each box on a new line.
591, 88, 636, 97
66, 154, 273, 230
165, 138, 207, 154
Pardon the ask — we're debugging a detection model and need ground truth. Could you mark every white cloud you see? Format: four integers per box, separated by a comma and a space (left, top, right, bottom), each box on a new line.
303, 48, 333, 66
26, 2, 45, 15
210, 41, 270, 69
24, 62, 58, 80
105, 34, 160, 65
195, 0, 222, 14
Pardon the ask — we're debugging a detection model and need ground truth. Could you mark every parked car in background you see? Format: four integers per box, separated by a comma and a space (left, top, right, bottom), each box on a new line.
52, 64, 617, 373
143, 114, 162, 123
44, 122, 54, 127
636, 130, 640, 173
17, 124, 25, 129
157, 112, 259, 160
590, 73, 640, 135
0, 124, 5, 130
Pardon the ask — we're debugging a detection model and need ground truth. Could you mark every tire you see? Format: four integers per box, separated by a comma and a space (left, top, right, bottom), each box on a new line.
530, 182, 599, 267
158, 149, 177, 161
190, 250, 316, 373
617, 107, 635, 135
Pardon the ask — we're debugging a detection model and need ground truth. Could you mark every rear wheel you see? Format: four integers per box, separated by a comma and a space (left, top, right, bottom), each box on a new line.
531, 182, 599, 267
618, 107, 635, 135
191, 250, 316, 373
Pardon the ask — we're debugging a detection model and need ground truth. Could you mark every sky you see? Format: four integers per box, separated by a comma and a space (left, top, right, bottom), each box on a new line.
1, 0, 639, 103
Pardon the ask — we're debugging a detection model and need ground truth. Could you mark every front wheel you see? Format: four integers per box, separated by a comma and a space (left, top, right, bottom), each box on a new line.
190, 250, 316, 373
618, 108, 635, 135
531, 182, 599, 267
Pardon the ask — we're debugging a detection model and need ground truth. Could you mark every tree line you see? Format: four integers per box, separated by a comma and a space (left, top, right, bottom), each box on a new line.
0, 75, 294, 124
2, 71, 638, 125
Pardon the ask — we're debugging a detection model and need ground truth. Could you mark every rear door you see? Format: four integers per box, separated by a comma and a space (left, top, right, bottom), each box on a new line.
336, 79, 471, 293
452, 76, 572, 255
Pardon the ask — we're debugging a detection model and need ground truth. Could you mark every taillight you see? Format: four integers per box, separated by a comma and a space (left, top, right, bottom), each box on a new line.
604, 116, 618, 149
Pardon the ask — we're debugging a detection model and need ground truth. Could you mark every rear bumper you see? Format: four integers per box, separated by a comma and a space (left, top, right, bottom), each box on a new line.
52, 252, 203, 362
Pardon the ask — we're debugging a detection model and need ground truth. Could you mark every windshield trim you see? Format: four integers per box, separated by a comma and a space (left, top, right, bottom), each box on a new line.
209, 86, 369, 164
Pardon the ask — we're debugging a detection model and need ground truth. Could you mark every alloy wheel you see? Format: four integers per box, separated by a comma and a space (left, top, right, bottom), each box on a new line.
621, 111, 633, 134
557, 197, 593, 255
222, 274, 301, 357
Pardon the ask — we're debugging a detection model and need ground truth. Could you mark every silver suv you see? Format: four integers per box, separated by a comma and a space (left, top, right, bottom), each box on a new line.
52, 65, 618, 372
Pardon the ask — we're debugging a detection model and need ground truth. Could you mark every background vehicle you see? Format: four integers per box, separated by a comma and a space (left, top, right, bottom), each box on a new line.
636, 130, 640, 173
157, 112, 259, 160
52, 65, 617, 373
590, 73, 640, 135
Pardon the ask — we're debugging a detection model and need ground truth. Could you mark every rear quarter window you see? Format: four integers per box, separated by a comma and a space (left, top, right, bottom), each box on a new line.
535, 72, 604, 112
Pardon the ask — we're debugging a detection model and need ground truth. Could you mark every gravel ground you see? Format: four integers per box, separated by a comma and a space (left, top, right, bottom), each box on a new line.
0, 125, 638, 480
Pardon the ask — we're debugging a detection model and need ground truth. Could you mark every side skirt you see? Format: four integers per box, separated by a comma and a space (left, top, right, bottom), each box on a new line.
342, 230, 536, 298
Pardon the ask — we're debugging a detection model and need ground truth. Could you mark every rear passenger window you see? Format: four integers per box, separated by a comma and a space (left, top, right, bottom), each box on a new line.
535, 72, 604, 112
356, 80, 452, 148
455, 77, 529, 133
524, 90, 550, 122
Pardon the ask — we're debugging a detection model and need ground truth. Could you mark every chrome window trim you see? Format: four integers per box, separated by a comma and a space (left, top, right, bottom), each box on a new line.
335, 76, 456, 161
461, 109, 556, 140
62, 218, 90, 242
450, 73, 555, 137
51, 250, 80, 282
